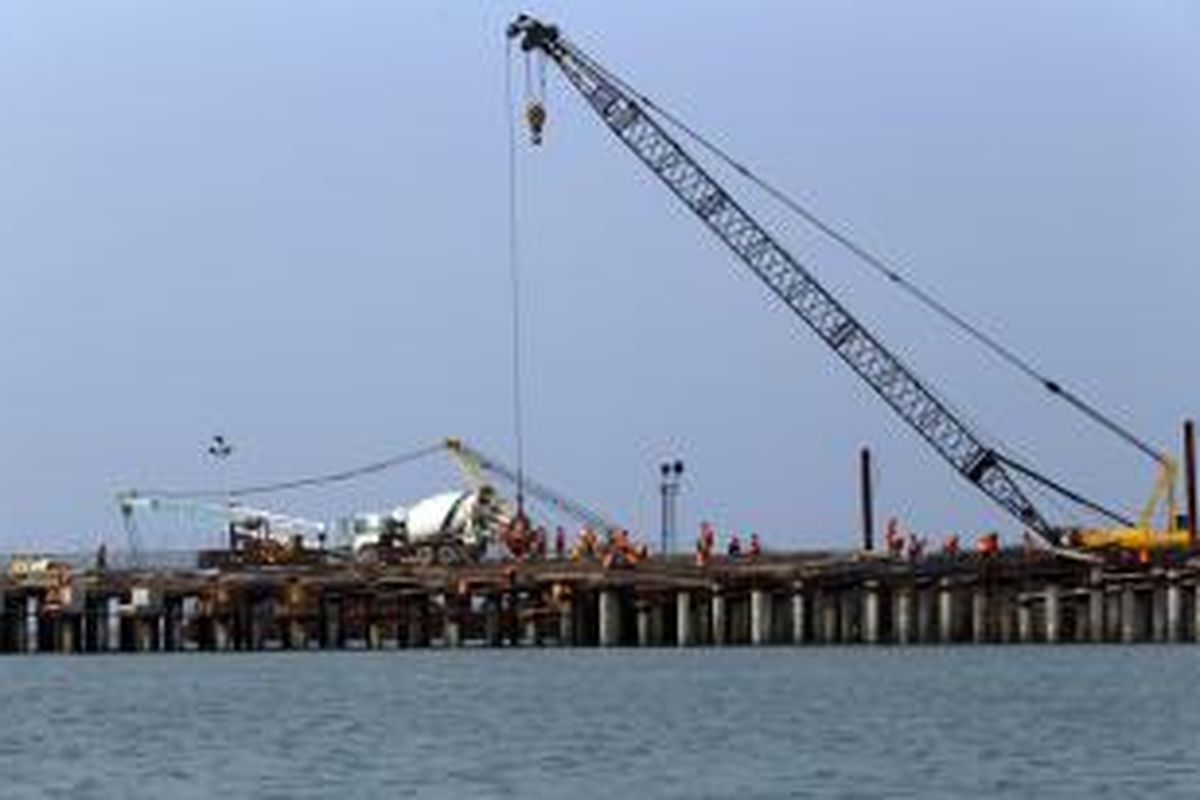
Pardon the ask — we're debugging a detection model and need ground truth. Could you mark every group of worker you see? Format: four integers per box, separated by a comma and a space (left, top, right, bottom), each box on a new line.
500, 517, 649, 567
500, 516, 772, 568
884, 518, 1001, 561
694, 522, 762, 565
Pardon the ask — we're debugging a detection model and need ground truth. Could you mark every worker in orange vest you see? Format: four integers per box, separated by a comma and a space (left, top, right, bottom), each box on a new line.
885, 518, 905, 557
977, 532, 999, 557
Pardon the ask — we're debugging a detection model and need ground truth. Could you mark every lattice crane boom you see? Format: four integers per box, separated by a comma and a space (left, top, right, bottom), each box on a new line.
507, 15, 1057, 544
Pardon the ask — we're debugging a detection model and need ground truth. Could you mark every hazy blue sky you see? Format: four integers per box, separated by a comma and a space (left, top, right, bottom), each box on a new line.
2, 2, 1197, 553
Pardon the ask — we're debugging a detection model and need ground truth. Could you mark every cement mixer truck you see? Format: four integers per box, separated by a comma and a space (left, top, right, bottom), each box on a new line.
348, 486, 506, 565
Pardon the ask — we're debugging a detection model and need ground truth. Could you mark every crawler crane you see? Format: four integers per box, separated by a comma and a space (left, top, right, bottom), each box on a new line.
506, 15, 1195, 557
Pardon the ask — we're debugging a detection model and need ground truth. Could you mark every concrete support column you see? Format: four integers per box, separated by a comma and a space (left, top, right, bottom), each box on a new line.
819, 592, 838, 644
555, 594, 573, 647
1044, 584, 1061, 644
1164, 575, 1181, 643
79, 598, 95, 653
862, 583, 880, 645
839, 590, 857, 643
1151, 585, 1168, 643
289, 618, 308, 650
407, 596, 428, 648
729, 596, 750, 644
711, 589, 727, 647
916, 588, 934, 644
180, 598, 198, 652
751, 589, 772, 646
790, 584, 806, 645
248, 603, 265, 651
895, 588, 913, 645
365, 621, 382, 650
1017, 598, 1033, 644
106, 596, 121, 653
1105, 590, 1122, 642
1088, 582, 1106, 644
1194, 584, 1200, 644
938, 580, 955, 644
135, 617, 157, 652
522, 610, 540, 647
696, 596, 712, 646
650, 603, 665, 646
599, 589, 622, 647
636, 603, 652, 648
24, 595, 40, 654
483, 595, 503, 647
676, 591, 694, 647
1121, 586, 1138, 644
60, 617, 78, 654
440, 593, 461, 648
166, 599, 183, 652
213, 617, 231, 652
971, 586, 988, 644
1073, 597, 1089, 643
997, 593, 1015, 643
324, 601, 342, 650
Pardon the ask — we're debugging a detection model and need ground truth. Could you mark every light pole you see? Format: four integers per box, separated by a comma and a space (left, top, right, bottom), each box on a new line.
206, 434, 234, 549
659, 459, 684, 556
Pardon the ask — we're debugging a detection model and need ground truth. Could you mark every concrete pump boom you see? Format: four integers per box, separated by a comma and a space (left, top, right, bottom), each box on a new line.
444, 438, 621, 536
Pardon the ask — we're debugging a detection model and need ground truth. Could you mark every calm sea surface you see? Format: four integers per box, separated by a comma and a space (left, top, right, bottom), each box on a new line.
0, 647, 1196, 799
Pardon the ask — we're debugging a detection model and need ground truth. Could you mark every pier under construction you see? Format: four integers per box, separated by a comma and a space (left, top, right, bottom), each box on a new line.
4, 16, 1195, 659
3, 549, 1200, 655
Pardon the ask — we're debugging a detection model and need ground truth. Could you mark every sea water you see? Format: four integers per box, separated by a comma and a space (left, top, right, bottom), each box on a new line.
0, 647, 1196, 799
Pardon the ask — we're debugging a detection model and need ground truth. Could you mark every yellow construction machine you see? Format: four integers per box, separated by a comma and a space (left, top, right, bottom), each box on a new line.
1069, 456, 1193, 553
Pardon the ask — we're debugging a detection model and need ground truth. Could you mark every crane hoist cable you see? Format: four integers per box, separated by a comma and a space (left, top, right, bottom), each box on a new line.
565, 41, 1168, 470
505, 36, 529, 518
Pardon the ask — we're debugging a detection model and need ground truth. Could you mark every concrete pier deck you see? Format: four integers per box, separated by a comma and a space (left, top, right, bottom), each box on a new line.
2, 550, 1198, 653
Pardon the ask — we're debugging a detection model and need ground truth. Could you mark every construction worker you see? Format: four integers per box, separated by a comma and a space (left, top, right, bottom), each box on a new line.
748, 533, 762, 559
906, 534, 925, 562
555, 527, 566, 560
728, 533, 742, 559
534, 527, 547, 560
885, 518, 905, 558
943, 534, 960, 556
504, 515, 530, 561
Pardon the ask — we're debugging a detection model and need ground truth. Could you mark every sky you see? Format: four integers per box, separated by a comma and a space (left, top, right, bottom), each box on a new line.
1, 2, 1197, 554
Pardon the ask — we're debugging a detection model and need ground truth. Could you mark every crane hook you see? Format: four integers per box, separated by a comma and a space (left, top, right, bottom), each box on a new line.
526, 101, 546, 145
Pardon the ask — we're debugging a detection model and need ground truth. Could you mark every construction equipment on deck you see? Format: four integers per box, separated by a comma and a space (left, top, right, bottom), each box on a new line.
117, 493, 330, 568
116, 437, 625, 567
506, 15, 1192, 558
347, 488, 500, 566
